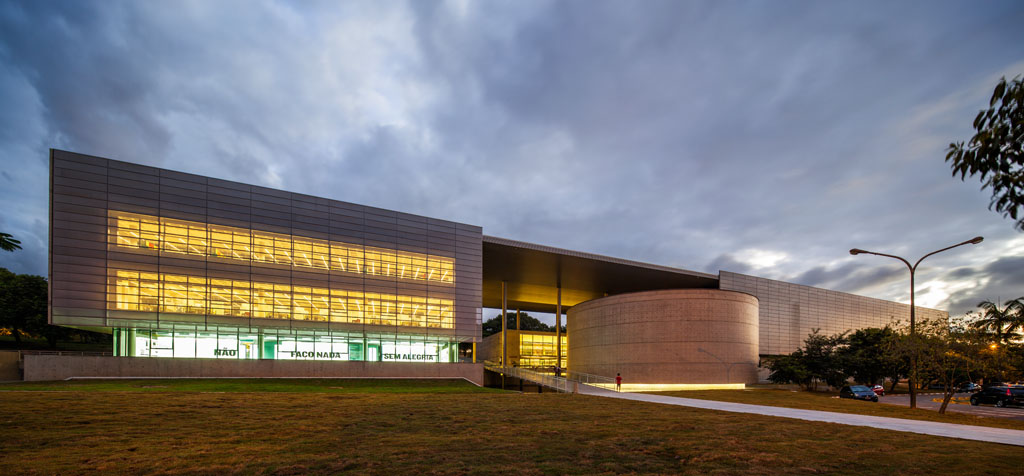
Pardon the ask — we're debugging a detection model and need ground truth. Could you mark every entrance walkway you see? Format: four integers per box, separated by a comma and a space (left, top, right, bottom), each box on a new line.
576, 385, 1024, 447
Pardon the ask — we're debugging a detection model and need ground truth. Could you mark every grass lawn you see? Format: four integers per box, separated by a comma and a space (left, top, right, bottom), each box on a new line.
0, 378, 497, 394
1, 381, 1022, 475
654, 388, 1024, 431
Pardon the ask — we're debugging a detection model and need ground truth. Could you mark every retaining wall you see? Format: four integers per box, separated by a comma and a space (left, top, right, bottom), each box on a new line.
23, 355, 484, 385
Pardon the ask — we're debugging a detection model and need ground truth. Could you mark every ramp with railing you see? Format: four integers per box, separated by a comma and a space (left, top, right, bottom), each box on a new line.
484, 361, 620, 393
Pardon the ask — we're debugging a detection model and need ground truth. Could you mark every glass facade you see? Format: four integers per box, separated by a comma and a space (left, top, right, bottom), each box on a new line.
110, 212, 455, 283
518, 333, 568, 368
114, 327, 458, 362
108, 270, 455, 328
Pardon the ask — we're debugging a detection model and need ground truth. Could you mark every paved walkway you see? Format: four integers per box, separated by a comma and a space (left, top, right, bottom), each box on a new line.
880, 393, 1024, 422
576, 385, 1024, 447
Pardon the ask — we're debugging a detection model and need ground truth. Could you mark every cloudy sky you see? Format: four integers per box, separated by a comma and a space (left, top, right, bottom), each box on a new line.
1, 0, 1022, 317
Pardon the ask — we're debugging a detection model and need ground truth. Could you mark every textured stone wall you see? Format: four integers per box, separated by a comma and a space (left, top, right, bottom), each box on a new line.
719, 271, 949, 356
567, 289, 759, 384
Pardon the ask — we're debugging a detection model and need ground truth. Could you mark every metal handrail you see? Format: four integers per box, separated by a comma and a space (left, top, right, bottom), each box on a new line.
565, 369, 618, 388
484, 362, 620, 393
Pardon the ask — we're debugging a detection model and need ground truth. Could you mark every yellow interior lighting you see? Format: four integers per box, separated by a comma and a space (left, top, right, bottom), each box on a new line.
518, 333, 568, 368
590, 383, 746, 392
110, 212, 455, 284
109, 269, 454, 329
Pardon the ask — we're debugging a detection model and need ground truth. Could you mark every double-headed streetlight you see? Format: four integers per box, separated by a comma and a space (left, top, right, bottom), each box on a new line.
849, 236, 983, 409
698, 347, 737, 383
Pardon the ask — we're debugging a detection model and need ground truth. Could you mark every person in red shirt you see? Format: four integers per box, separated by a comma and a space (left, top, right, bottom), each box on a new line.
615, 373, 622, 391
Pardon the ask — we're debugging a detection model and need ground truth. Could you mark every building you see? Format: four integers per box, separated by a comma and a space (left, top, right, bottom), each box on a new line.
478, 328, 567, 369
39, 149, 948, 386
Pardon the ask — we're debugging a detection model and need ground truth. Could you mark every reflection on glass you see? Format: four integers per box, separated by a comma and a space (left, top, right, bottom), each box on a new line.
109, 269, 455, 329
109, 212, 455, 284
116, 327, 458, 362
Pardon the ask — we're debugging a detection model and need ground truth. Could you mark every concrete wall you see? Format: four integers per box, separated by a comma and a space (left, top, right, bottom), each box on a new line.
0, 351, 21, 381
719, 271, 948, 356
567, 289, 759, 384
23, 355, 485, 385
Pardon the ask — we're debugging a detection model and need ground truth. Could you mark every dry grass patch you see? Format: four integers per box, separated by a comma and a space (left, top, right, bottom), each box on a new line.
654, 389, 1024, 431
1, 389, 1022, 475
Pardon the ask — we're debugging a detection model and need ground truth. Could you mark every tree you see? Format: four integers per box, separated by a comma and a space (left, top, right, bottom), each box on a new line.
879, 330, 912, 394
946, 75, 1024, 231
764, 352, 812, 388
0, 269, 48, 345
803, 331, 851, 389
841, 327, 904, 388
762, 329, 849, 390
0, 232, 21, 252
481, 312, 561, 337
31, 314, 74, 350
969, 298, 1024, 343
890, 317, 993, 414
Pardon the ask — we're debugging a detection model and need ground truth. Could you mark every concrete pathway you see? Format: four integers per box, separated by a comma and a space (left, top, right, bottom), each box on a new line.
576, 385, 1024, 447
880, 393, 1024, 422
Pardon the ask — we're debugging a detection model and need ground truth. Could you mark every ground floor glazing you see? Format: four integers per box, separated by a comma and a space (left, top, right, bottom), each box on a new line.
113, 327, 459, 362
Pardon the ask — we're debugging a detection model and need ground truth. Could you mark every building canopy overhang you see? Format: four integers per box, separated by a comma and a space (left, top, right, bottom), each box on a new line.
482, 236, 719, 313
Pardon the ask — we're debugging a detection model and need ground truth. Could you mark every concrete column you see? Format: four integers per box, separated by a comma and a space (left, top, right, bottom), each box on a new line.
501, 281, 507, 367
556, 286, 562, 370
516, 308, 520, 330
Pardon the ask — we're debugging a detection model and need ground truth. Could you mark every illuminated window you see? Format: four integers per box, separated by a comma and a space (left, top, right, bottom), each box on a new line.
116, 328, 458, 362
109, 212, 455, 284
109, 269, 455, 329
517, 333, 568, 368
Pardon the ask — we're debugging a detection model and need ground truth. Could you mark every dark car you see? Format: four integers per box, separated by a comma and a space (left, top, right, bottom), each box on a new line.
970, 386, 1024, 408
958, 382, 981, 393
840, 385, 879, 402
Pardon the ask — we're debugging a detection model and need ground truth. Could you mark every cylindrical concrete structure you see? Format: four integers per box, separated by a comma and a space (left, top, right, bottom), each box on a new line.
567, 289, 759, 384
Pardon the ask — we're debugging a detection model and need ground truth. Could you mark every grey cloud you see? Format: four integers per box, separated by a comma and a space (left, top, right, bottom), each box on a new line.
703, 254, 752, 275
1, 0, 1023, 322
790, 263, 862, 288
789, 262, 907, 296
944, 266, 978, 280
944, 256, 1024, 315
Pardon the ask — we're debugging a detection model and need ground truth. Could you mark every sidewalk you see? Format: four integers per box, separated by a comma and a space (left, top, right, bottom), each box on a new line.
577, 385, 1024, 447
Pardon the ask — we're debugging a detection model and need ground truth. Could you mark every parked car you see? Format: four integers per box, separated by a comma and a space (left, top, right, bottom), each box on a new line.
958, 382, 981, 393
969, 386, 1024, 408
871, 385, 885, 396
840, 385, 879, 402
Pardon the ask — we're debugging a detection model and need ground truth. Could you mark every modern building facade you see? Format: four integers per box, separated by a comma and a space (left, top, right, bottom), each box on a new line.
478, 329, 567, 369
49, 150, 482, 367
44, 149, 948, 386
719, 271, 947, 356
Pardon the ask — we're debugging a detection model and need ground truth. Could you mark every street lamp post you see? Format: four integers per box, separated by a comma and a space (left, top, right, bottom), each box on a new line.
849, 236, 983, 409
698, 347, 736, 384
